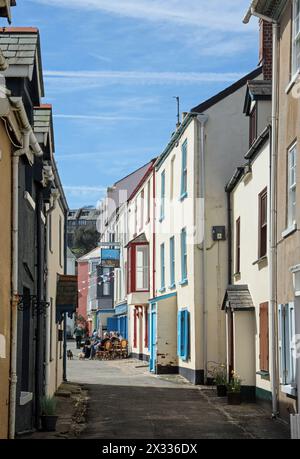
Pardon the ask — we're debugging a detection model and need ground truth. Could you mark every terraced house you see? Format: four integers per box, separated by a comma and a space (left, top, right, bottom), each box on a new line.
0, 25, 73, 439
0, 1, 16, 439
244, 0, 300, 437
152, 66, 263, 384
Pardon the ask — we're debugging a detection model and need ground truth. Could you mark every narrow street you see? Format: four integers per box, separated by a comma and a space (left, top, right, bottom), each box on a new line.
67, 342, 290, 440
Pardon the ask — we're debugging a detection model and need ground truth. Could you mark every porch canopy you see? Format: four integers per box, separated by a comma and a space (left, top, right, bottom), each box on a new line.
222, 285, 255, 312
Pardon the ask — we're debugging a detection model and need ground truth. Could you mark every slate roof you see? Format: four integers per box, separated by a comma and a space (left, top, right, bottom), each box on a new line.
125, 233, 148, 248
243, 80, 272, 114
191, 67, 262, 114
0, 27, 44, 95
33, 105, 54, 148
222, 285, 255, 311
248, 80, 272, 98
244, 0, 287, 23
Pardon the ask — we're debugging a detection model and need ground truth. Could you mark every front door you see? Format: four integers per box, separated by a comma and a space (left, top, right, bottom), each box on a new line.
149, 303, 157, 372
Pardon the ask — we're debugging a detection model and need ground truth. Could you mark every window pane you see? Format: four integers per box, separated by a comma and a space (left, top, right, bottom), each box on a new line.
103, 267, 111, 296
136, 245, 149, 290
288, 144, 297, 226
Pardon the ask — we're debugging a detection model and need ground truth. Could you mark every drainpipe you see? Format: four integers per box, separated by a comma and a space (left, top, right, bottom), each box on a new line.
244, 9, 279, 418
196, 114, 209, 383
9, 129, 30, 439
152, 169, 156, 298
63, 207, 68, 383
45, 193, 59, 396
227, 191, 232, 285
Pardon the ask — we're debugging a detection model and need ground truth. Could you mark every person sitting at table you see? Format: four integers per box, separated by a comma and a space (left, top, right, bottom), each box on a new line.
83, 339, 91, 359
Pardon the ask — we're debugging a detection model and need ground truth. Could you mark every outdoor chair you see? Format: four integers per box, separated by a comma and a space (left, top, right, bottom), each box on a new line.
103, 340, 113, 360
121, 339, 128, 359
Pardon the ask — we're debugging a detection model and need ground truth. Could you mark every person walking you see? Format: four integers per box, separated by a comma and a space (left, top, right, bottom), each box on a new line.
74, 325, 84, 349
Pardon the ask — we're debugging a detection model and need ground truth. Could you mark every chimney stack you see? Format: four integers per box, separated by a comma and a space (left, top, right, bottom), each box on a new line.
259, 19, 273, 80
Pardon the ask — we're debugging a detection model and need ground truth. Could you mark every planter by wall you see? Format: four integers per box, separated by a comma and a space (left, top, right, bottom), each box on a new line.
41, 415, 58, 432
216, 385, 227, 397
227, 391, 241, 405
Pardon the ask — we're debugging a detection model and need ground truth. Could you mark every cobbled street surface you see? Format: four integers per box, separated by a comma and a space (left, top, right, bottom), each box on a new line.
67, 341, 290, 439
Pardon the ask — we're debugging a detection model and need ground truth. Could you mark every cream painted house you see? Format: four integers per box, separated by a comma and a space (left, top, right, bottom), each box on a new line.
224, 126, 271, 402
245, 0, 300, 435
153, 67, 262, 384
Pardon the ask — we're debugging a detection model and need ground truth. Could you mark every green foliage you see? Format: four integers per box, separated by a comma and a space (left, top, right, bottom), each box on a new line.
227, 372, 242, 393
41, 396, 57, 416
213, 364, 227, 385
73, 225, 99, 256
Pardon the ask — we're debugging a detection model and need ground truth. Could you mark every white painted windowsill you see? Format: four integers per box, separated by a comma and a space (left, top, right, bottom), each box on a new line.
285, 71, 300, 95
281, 223, 297, 239
20, 391, 33, 406
281, 385, 297, 397
24, 191, 36, 211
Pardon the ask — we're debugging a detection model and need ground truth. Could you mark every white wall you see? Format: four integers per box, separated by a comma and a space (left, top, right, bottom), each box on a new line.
231, 140, 271, 393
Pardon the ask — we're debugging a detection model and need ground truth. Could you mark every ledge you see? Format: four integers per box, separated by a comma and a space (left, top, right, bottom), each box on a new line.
24, 191, 36, 211
281, 384, 297, 397
179, 192, 188, 202
285, 72, 300, 95
20, 391, 33, 406
168, 283, 176, 290
256, 371, 270, 381
252, 255, 268, 266
282, 223, 297, 239
158, 287, 166, 294
179, 279, 188, 287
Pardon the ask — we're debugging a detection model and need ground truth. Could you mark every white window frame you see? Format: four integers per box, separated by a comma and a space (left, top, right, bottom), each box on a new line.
293, 0, 300, 77
136, 245, 149, 291
278, 303, 296, 393
287, 143, 297, 228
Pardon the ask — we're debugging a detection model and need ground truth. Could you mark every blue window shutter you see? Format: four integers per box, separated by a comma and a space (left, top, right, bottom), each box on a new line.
160, 243, 165, 289
181, 141, 187, 196
177, 311, 182, 357
170, 237, 175, 286
183, 310, 190, 361
181, 228, 187, 281
278, 304, 285, 384
160, 171, 165, 220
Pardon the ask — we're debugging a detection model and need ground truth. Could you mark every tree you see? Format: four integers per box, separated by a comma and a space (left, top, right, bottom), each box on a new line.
73, 225, 99, 256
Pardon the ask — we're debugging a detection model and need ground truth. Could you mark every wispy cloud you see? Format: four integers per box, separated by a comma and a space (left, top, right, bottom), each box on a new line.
63, 185, 106, 198
45, 70, 244, 88
89, 52, 113, 64
57, 147, 158, 161
31, 0, 255, 32
54, 113, 164, 122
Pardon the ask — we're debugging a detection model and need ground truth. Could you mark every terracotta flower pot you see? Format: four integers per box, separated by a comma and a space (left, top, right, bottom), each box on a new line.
41, 415, 58, 432
216, 384, 227, 397
227, 391, 241, 405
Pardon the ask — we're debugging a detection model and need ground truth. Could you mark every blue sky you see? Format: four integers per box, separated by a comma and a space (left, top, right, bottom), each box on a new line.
13, 0, 258, 209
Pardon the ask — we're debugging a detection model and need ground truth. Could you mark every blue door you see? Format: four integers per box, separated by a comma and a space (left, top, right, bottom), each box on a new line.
149, 303, 157, 372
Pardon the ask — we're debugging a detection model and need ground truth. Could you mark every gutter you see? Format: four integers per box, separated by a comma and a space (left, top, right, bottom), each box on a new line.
243, 6, 279, 419
155, 113, 196, 171
196, 114, 209, 382
9, 97, 43, 157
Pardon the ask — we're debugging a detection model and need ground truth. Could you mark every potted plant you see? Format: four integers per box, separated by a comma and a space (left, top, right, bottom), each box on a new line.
227, 372, 242, 405
40, 396, 58, 432
213, 364, 228, 397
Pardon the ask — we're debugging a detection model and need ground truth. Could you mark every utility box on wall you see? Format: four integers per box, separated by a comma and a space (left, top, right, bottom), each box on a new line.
212, 226, 226, 241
